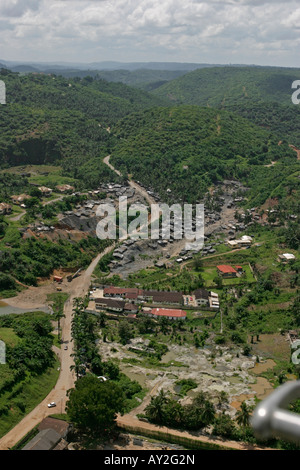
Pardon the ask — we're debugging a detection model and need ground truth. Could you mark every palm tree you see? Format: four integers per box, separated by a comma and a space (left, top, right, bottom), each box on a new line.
70, 355, 85, 380
236, 401, 251, 427
145, 389, 169, 424
52, 295, 65, 342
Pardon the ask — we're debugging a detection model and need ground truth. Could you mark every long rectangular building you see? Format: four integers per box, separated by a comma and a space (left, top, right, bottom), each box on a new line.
148, 308, 187, 321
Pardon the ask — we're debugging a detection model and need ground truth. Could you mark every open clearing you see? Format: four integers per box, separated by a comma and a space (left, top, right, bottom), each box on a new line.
99, 336, 278, 418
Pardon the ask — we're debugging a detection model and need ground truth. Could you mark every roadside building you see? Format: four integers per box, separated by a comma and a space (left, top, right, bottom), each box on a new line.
103, 286, 142, 301
22, 417, 69, 451
22, 429, 62, 451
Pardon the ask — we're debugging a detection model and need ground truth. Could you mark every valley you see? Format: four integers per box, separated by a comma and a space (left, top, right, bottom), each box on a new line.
0, 64, 299, 451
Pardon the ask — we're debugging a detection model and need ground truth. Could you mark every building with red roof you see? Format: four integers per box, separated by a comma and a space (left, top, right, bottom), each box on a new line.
217, 265, 238, 278
148, 308, 186, 321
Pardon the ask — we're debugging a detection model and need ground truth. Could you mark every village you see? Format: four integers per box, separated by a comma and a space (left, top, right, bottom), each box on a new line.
0, 168, 299, 451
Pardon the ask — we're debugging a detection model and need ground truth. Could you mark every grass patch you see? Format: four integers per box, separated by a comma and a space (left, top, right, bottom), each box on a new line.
0, 328, 20, 347
175, 378, 198, 397
46, 292, 69, 304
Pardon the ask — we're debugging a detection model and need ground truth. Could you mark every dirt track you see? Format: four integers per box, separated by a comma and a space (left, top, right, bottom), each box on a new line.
116, 415, 275, 451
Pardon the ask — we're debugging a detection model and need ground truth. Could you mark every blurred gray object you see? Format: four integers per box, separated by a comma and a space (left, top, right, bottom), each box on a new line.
251, 380, 300, 444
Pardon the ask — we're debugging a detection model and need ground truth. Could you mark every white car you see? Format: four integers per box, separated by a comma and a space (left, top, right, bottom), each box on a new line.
47, 402, 56, 408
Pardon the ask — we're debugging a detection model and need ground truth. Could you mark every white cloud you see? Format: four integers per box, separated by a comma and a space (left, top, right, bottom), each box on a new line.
0, 0, 298, 66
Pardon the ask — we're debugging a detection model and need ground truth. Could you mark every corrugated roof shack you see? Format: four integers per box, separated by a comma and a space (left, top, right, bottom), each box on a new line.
22, 418, 69, 451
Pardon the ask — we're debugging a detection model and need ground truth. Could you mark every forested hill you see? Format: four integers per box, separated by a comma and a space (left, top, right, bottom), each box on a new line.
152, 66, 300, 107
110, 105, 298, 205
2, 69, 166, 123
151, 66, 300, 147
0, 69, 167, 183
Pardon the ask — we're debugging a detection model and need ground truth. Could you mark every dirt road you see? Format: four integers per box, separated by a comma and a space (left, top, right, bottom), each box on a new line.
104, 155, 158, 207
0, 244, 114, 450
116, 415, 275, 451
289, 144, 300, 160
8, 196, 65, 222
103, 155, 122, 177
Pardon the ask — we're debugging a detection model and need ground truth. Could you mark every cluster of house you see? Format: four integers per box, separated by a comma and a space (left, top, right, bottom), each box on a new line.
8, 185, 76, 208
86, 285, 220, 321
90, 182, 136, 199
37, 184, 75, 196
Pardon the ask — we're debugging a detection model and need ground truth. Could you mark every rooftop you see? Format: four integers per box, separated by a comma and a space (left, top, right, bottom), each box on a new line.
193, 288, 209, 300
151, 308, 186, 318
217, 265, 238, 274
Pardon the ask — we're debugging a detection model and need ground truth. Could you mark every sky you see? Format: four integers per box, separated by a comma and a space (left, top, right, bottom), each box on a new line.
0, 0, 299, 67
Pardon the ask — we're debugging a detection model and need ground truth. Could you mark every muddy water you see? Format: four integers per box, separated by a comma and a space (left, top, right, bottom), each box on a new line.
120, 366, 148, 387
161, 351, 177, 364
250, 376, 274, 400
0, 304, 51, 315
251, 359, 276, 374
230, 361, 276, 409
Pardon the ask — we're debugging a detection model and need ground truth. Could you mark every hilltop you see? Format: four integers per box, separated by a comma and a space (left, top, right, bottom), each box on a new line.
111, 105, 298, 206
152, 66, 300, 107
0, 70, 167, 187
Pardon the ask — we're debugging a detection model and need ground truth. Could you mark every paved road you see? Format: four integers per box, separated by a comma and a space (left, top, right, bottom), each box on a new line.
0, 245, 114, 450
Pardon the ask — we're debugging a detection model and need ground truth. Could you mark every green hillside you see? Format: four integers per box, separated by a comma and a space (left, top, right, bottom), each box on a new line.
152, 66, 300, 107
0, 70, 166, 186
111, 105, 298, 204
